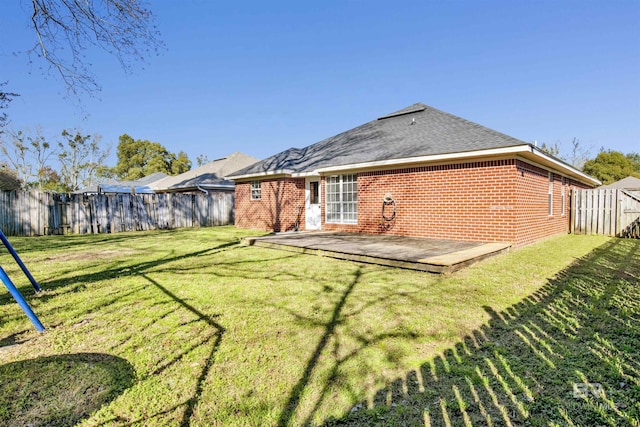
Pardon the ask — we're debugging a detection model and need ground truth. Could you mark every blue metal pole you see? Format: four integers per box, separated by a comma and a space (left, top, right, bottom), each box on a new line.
0, 229, 42, 293
0, 266, 45, 332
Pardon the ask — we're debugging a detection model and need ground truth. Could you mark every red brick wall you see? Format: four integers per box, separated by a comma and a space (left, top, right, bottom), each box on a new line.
323, 160, 520, 243
234, 158, 593, 246
234, 178, 305, 232
513, 160, 590, 246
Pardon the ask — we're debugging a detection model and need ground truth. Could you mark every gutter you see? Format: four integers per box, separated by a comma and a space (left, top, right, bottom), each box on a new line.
526, 146, 601, 186
227, 169, 295, 181
228, 145, 600, 187
154, 184, 236, 194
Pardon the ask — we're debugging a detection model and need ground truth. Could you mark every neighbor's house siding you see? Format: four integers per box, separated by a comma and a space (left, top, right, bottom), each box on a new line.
234, 158, 592, 246
235, 177, 305, 232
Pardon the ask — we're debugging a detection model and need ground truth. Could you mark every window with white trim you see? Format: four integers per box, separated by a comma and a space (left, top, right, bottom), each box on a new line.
250, 181, 261, 200
561, 176, 566, 216
326, 174, 357, 224
548, 172, 553, 216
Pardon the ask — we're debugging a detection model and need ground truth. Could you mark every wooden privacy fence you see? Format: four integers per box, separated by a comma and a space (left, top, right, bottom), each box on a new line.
0, 190, 234, 236
571, 188, 640, 238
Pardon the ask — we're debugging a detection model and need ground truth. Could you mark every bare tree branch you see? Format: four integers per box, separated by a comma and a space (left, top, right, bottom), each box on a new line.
0, 82, 19, 133
26, 0, 163, 97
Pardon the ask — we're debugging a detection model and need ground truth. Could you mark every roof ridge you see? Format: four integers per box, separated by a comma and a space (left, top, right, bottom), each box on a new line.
377, 102, 427, 120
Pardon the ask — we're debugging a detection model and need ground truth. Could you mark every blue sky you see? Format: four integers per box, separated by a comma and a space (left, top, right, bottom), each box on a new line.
1, 0, 639, 168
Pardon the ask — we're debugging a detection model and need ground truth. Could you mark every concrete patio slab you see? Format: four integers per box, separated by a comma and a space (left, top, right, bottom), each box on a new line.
243, 232, 511, 273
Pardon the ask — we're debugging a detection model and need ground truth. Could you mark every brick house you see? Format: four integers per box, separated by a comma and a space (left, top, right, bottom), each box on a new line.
229, 103, 599, 247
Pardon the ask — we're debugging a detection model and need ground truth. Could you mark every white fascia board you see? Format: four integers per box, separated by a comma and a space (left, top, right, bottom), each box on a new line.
315, 145, 531, 174
228, 170, 293, 181
524, 148, 600, 186
313, 145, 599, 186
229, 145, 600, 186
291, 171, 321, 177
198, 184, 235, 189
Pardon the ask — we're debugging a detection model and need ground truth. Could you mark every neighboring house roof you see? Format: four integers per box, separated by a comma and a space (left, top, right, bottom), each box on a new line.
229, 102, 599, 186
0, 163, 21, 190
149, 152, 259, 193
135, 172, 171, 185
77, 152, 259, 194
95, 184, 155, 194
77, 172, 169, 194
598, 176, 640, 189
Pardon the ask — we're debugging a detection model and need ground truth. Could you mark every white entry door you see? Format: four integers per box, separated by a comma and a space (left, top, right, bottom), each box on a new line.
305, 178, 321, 230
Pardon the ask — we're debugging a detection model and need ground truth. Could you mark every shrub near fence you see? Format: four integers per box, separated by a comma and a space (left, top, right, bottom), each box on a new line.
0, 190, 234, 236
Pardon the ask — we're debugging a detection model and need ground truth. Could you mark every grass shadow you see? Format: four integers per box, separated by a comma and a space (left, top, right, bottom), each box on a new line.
1, 228, 320, 425
318, 237, 640, 426
139, 273, 225, 427
278, 268, 364, 427
0, 352, 136, 427
0, 239, 241, 312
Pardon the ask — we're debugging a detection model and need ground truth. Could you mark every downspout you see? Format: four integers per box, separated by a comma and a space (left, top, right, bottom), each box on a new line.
197, 185, 209, 194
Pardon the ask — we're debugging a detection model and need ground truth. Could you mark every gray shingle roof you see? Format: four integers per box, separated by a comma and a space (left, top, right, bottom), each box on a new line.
598, 176, 640, 189
230, 103, 529, 177
76, 172, 169, 194
150, 152, 259, 191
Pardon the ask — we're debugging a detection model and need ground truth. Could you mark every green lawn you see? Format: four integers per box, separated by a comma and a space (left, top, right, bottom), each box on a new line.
0, 227, 638, 426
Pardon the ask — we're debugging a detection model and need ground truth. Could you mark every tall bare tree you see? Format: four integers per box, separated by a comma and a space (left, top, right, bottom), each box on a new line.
58, 129, 111, 191
0, 131, 33, 187
0, 128, 55, 189
567, 137, 591, 170
196, 154, 210, 167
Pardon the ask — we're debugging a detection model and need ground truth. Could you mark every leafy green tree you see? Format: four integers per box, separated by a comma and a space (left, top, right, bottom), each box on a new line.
627, 152, 640, 173
36, 166, 67, 192
58, 130, 111, 191
172, 151, 192, 175
583, 150, 640, 185
113, 134, 191, 180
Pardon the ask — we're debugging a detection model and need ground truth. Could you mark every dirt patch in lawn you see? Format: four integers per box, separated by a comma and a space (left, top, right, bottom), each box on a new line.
39, 249, 136, 263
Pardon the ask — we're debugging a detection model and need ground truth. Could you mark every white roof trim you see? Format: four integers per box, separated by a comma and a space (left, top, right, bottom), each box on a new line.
196, 183, 235, 188
309, 145, 598, 186
229, 169, 294, 180
526, 147, 601, 185
292, 171, 321, 178
231, 145, 599, 186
